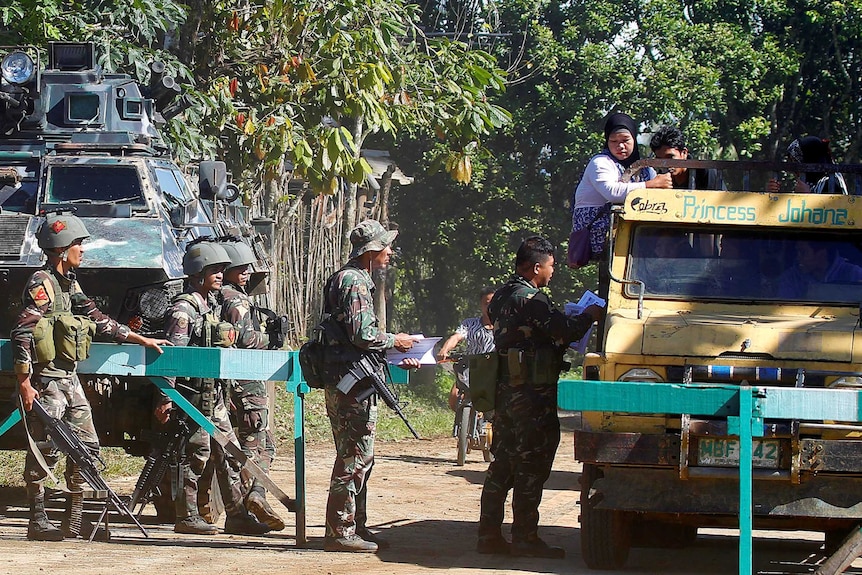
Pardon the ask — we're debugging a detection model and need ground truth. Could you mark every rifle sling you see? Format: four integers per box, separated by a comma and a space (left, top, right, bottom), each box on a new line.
18, 396, 63, 489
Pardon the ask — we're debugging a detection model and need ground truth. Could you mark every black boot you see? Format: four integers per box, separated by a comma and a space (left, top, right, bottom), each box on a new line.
27, 487, 64, 542
223, 509, 271, 535
510, 536, 565, 559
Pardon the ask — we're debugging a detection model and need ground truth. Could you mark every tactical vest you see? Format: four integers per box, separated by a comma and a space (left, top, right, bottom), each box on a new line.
171, 293, 236, 417
31, 273, 96, 365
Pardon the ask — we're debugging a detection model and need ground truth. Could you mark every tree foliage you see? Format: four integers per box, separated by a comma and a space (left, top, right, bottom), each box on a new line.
395, 0, 862, 336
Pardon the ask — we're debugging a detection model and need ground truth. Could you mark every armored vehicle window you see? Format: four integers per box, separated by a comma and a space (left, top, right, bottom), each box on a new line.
47, 165, 145, 206
154, 167, 192, 204
0, 162, 38, 214
626, 224, 862, 305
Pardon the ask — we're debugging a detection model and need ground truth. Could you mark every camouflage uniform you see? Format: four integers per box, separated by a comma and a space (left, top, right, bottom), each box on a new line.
321, 263, 393, 539
220, 283, 276, 494
478, 274, 595, 545
163, 289, 249, 523
12, 267, 132, 523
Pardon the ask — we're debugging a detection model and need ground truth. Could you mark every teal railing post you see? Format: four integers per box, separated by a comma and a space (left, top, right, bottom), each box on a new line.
735, 386, 754, 575
286, 350, 308, 546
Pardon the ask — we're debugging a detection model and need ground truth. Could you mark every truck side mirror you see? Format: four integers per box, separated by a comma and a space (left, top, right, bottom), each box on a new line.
169, 202, 188, 228
199, 161, 226, 200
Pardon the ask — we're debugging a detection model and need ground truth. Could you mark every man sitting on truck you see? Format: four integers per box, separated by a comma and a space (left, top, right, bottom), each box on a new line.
649, 125, 725, 190
778, 239, 862, 298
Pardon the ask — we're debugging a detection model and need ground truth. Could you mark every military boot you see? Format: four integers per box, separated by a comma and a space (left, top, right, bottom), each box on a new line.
223, 509, 271, 535
355, 526, 389, 550
174, 515, 218, 535
175, 470, 218, 535
324, 534, 379, 553
26, 487, 64, 542
510, 536, 566, 559
245, 490, 285, 531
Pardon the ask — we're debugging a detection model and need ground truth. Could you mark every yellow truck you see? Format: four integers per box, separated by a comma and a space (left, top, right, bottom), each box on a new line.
575, 170, 862, 569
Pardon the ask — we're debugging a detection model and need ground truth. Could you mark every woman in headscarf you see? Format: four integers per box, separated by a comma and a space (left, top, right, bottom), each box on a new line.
768, 136, 848, 194
571, 113, 672, 259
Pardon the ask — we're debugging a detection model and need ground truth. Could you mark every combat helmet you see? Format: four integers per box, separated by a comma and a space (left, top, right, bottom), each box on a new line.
182, 241, 231, 276
36, 212, 90, 250
220, 239, 257, 270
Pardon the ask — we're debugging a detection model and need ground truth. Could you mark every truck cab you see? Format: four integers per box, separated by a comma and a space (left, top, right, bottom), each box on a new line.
576, 164, 862, 568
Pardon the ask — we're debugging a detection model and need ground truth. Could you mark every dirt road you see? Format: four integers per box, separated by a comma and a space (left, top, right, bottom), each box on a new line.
0, 414, 860, 575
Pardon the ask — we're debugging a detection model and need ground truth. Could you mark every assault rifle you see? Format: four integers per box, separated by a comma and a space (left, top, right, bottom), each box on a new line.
258, 306, 290, 350
30, 401, 149, 540
337, 354, 420, 439
128, 416, 191, 517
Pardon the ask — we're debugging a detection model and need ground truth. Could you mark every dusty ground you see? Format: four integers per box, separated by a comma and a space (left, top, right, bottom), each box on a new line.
0, 414, 861, 575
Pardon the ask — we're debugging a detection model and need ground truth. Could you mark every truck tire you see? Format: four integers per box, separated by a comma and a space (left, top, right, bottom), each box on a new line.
580, 463, 632, 569
632, 519, 697, 548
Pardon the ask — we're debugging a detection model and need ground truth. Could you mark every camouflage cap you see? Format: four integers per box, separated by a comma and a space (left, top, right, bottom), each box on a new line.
349, 219, 398, 260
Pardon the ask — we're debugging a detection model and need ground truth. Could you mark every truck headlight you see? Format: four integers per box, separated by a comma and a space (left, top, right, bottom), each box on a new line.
830, 376, 862, 388
619, 368, 664, 382
1, 51, 35, 85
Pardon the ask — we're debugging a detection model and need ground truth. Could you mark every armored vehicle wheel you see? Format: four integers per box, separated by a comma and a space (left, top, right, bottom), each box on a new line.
456, 407, 470, 466
579, 463, 632, 569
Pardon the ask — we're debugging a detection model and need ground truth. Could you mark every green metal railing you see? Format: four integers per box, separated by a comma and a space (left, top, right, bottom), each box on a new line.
0, 340, 407, 545
558, 378, 862, 575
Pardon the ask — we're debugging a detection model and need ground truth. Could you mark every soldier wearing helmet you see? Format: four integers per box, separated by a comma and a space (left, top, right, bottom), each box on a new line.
11, 211, 170, 542
157, 238, 270, 537
216, 237, 284, 531
320, 220, 420, 553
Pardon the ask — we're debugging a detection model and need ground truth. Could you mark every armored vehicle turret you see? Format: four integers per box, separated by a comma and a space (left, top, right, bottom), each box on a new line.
0, 41, 272, 452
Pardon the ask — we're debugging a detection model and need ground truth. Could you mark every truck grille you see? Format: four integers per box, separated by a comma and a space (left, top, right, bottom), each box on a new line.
0, 217, 29, 260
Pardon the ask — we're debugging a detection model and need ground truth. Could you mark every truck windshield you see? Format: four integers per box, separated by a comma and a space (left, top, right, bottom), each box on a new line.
47, 165, 145, 206
626, 224, 862, 304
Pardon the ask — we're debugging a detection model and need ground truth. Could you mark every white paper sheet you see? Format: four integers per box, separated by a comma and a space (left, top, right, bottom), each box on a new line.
564, 290, 606, 354
386, 335, 441, 365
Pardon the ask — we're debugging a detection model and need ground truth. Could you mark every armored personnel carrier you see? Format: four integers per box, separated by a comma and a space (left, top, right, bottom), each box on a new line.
0, 41, 272, 451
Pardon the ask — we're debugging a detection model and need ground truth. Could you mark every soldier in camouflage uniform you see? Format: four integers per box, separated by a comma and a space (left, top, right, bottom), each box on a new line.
156, 240, 270, 536
321, 220, 419, 553
477, 235, 603, 559
218, 238, 284, 531
12, 212, 169, 541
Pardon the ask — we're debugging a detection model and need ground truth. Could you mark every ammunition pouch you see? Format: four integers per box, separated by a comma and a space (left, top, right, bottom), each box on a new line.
32, 315, 57, 364
499, 347, 562, 387
467, 353, 498, 413
31, 273, 95, 364
210, 320, 236, 348
175, 293, 235, 348
177, 377, 216, 417
54, 313, 96, 362
32, 312, 95, 364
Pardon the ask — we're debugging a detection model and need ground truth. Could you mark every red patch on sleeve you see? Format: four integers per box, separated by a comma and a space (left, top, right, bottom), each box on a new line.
30, 286, 49, 306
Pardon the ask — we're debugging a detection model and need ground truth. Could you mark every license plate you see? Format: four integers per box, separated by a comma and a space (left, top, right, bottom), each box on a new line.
697, 437, 780, 469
